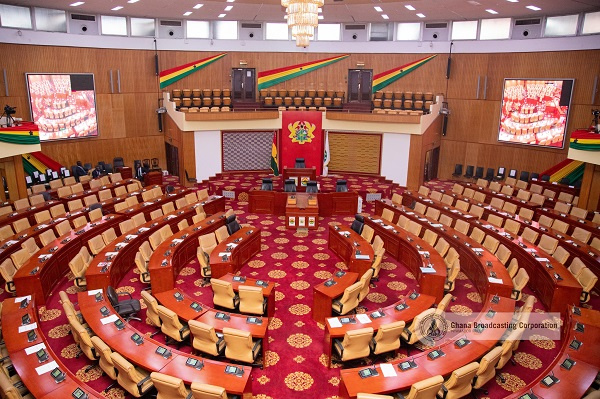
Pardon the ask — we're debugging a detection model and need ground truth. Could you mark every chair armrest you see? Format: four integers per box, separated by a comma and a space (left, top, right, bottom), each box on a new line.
233, 294, 240, 307
136, 374, 152, 395
333, 339, 344, 356
439, 384, 448, 399
118, 291, 134, 300
402, 327, 412, 342
252, 339, 262, 353
332, 299, 343, 313
179, 324, 190, 340
511, 288, 520, 297
581, 291, 590, 302
185, 393, 193, 399
6, 281, 14, 291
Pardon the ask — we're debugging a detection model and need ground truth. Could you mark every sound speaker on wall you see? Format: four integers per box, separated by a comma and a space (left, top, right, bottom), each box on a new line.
442, 114, 449, 136
446, 58, 452, 79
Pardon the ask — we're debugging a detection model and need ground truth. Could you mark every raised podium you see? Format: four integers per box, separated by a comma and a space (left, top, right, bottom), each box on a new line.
283, 166, 317, 191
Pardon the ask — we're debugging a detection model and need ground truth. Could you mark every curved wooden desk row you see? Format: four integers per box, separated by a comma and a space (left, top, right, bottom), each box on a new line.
360, 218, 447, 301
2, 296, 104, 398
150, 214, 261, 293
339, 294, 516, 398
154, 285, 269, 359
328, 224, 376, 278
47, 178, 141, 200
77, 291, 253, 398
458, 182, 541, 213
536, 207, 600, 240
13, 215, 124, 305
396, 196, 582, 314
323, 292, 436, 368
248, 190, 359, 217
0, 199, 63, 229
114, 188, 190, 220
85, 199, 219, 291
374, 200, 513, 299
505, 306, 600, 399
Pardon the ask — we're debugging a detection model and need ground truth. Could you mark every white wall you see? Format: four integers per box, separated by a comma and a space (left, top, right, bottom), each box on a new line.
380, 133, 411, 186
194, 130, 221, 182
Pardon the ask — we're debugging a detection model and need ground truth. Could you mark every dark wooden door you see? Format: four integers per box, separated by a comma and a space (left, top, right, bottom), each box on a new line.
347, 69, 373, 102
232, 68, 256, 101
165, 142, 179, 178
424, 146, 440, 182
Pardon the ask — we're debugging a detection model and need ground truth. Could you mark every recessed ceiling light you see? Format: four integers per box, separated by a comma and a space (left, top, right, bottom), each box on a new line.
486, 9, 498, 14
224, 5, 233, 11
218, 13, 226, 17
381, 14, 389, 19
416, 13, 425, 18
193, 3, 203, 9
226, 0, 235, 2
318, 15, 324, 19
284, 15, 288, 19
374, 6, 383, 12
467, 1, 481, 5
526, 5, 541, 10
183, 11, 192, 16
405, 5, 415, 10
111, 6, 123, 10
127, 0, 139, 3
506, 0, 518, 2
70, 1, 84, 6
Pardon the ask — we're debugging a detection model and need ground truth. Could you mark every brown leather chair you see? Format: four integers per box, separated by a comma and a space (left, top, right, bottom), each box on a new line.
238, 285, 266, 315
150, 372, 191, 399
157, 305, 190, 344
370, 321, 404, 355
223, 327, 262, 365
333, 327, 373, 362
110, 352, 154, 397
331, 281, 362, 316
190, 382, 228, 399
439, 362, 479, 399
189, 320, 225, 356
211, 278, 240, 310
472, 346, 503, 393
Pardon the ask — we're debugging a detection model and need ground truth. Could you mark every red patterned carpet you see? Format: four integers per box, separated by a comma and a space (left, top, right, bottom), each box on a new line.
3, 175, 598, 399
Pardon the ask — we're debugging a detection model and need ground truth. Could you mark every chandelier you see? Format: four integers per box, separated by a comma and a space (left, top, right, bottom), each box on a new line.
282, 0, 324, 47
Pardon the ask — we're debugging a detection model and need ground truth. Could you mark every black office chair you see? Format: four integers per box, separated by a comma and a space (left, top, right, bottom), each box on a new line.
508, 169, 518, 179
166, 185, 175, 193
295, 158, 306, 168
226, 215, 241, 235
89, 203, 103, 212
519, 171, 529, 182
97, 161, 106, 171
336, 180, 348, 192
185, 170, 197, 184
463, 165, 474, 180
106, 286, 141, 321
113, 157, 124, 169
104, 164, 113, 174
83, 163, 92, 172
284, 179, 296, 192
351, 215, 364, 235
530, 172, 539, 180
70, 165, 78, 178
494, 167, 505, 181
306, 181, 318, 193
541, 174, 550, 182
484, 168, 494, 181
559, 177, 570, 185
42, 192, 52, 202
452, 164, 463, 178
473, 166, 484, 180
261, 178, 273, 191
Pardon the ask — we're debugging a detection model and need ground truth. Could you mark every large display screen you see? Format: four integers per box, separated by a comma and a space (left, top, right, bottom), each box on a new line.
498, 78, 574, 149
26, 73, 98, 141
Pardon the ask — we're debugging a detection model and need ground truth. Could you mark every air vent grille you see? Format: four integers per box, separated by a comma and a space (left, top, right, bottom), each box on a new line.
345, 24, 367, 30
160, 20, 182, 27
71, 13, 95, 22
515, 18, 541, 26
425, 22, 448, 29
241, 23, 262, 29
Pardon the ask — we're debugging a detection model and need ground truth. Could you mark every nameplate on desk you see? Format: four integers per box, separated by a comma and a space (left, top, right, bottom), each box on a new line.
25, 342, 46, 355
97, 262, 111, 269
327, 318, 342, 328
488, 277, 503, 284
165, 215, 177, 220
18, 322, 37, 333
115, 242, 128, 250
355, 254, 371, 260
38, 254, 52, 262
138, 227, 150, 233
420, 267, 436, 274
125, 235, 137, 242
380, 363, 397, 377
35, 360, 58, 376
15, 295, 32, 303
101, 315, 119, 325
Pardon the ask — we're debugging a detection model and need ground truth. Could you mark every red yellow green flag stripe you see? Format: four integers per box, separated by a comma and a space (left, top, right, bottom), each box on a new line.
372, 55, 437, 93
570, 130, 600, 151
270, 132, 279, 176
159, 53, 227, 89
0, 122, 39, 145
258, 55, 349, 90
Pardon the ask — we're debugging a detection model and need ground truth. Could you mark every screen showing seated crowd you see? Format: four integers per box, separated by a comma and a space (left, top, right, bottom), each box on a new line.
26, 73, 98, 141
498, 78, 574, 149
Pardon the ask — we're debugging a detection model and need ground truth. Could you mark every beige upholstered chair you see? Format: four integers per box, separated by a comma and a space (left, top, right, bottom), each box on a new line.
530, 193, 545, 206
0, 259, 17, 293
101, 227, 117, 246
462, 188, 475, 199
438, 362, 479, 399
21, 237, 39, 257
397, 215, 410, 230
12, 218, 30, 233
436, 293, 453, 313
177, 219, 189, 231
495, 244, 511, 265
507, 258, 519, 279
10, 248, 31, 269
361, 225, 375, 242
211, 278, 240, 309
500, 185, 514, 196
69, 315, 97, 360
215, 226, 230, 243
529, 183, 542, 194
381, 208, 394, 222
114, 186, 127, 198
401, 308, 436, 345
151, 372, 191, 399
357, 269, 374, 304
132, 212, 146, 227
444, 247, 459, 269
414, 202, 427, 215
454, 219, 469, 235
511, 268, 529, 301
332, 281, 362, 316
538, 234, 558, 255
423, 229, 438, 246
470, 205, 484, 219
157, 305, 190, 344
125, 196, 139, 207
91, 336, 118, 384
570, 206, 588, 219
110, 352, 154, 397
518, 207, 534, 221
200, 233, 218, 255
68, 253, 87, 288
135, 252, 151, 285
434, 237, 450, 257
392, 193, 403, 204
190, 383, 228, 399
371, 321, 404, 355
455, 200, 469, 212
403, 375, 444, 399
469, 227, 485, 244
159, 225, 173, 241
487, 214, 503, 228
490, 197, 504, 210
185, 192, 198, 204
472, 346, 503, 391
430, 191, 443, 202
417, 186, 430, 196
39, 229, 57, 246
34, 210, 51, 224
140, 290, 162, 330
554, 201, 571, 214
333, 327, 374, 362
568, 257, 586, 278
537, 215, 553, 228
73, 215, 88, 228
119, 219, 134, 234
193, 213, 207, 224
223, 327, 262, 364
502, 202, 517, 214
175, 198, 188, 209
441, 194, 454, 205
444, 259, 460, 292
452, 183, 464, 195
497, 327, 525, 369
482, 235, 500, 253
521, 227, 538, 244
189, 320, 225, 357
57, 186, 72, 198
161, 202, 175, 215
239, 285, 267, 315
149, 230, 163, 251
425, 207, 440, 221
503, 218, 520, 235
439, 214, 453, 227
88, 235, 106, 255
572, 227, 591, 244
0, 225, 13, 241
67, 199, 84, 212
516, 189, 531, 201
371, 247, 385, 281
552, 245, 569, 264
407, 221, 422, 236
55, 220, 71, 236
578, 268, 598, 303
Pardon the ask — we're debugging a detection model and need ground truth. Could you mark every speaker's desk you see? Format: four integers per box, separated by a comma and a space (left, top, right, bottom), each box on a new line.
248, 190, 358, 217
286, 193, 319, 229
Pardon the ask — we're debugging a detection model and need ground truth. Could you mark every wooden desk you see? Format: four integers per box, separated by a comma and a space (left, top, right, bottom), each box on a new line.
148, 212, 226, 293
536, 207, 600, 240
312, 271, 358, 324
248, 190, 358, 218
86, 202, 204, 291
200, 195, 226, 216
78, 292, 252, 398
0, 200, 63, 229
529, 178, 579, 197
144, 170, 163, 186
323, 293, 436, 367
248, 190, 288, 215
115, 188, 189, 220
363, 216, 446, 302
328, 225, 374, 277
13, 215, 123, 305
283, 167, 317, 191
286, 193, 318, 229
47, 178, 140, 201
220, 273, 276, 318
2, 297, 104, 399
116, 166, 133, 179
209, 227, 262, 279
319, 192, 359, 216
460, 183, 541, 213
339, 294, 515, 398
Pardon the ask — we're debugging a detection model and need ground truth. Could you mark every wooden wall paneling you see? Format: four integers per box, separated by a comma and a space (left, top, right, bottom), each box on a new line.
447, 54, 489, 100
181, 132, 196, 186
328, 132, 381, 174
406, 114, 443, 190
576, 163, 600, 211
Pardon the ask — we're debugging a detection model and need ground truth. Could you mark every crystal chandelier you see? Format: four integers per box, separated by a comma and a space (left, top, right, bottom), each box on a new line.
282, 0, 323, 47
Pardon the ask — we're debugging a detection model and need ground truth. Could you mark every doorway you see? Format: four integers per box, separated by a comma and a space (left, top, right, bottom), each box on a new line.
165, 142, 179, 178
347, 69, 373, 103
231, 68, 256, 101
424, 147, 440, 182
